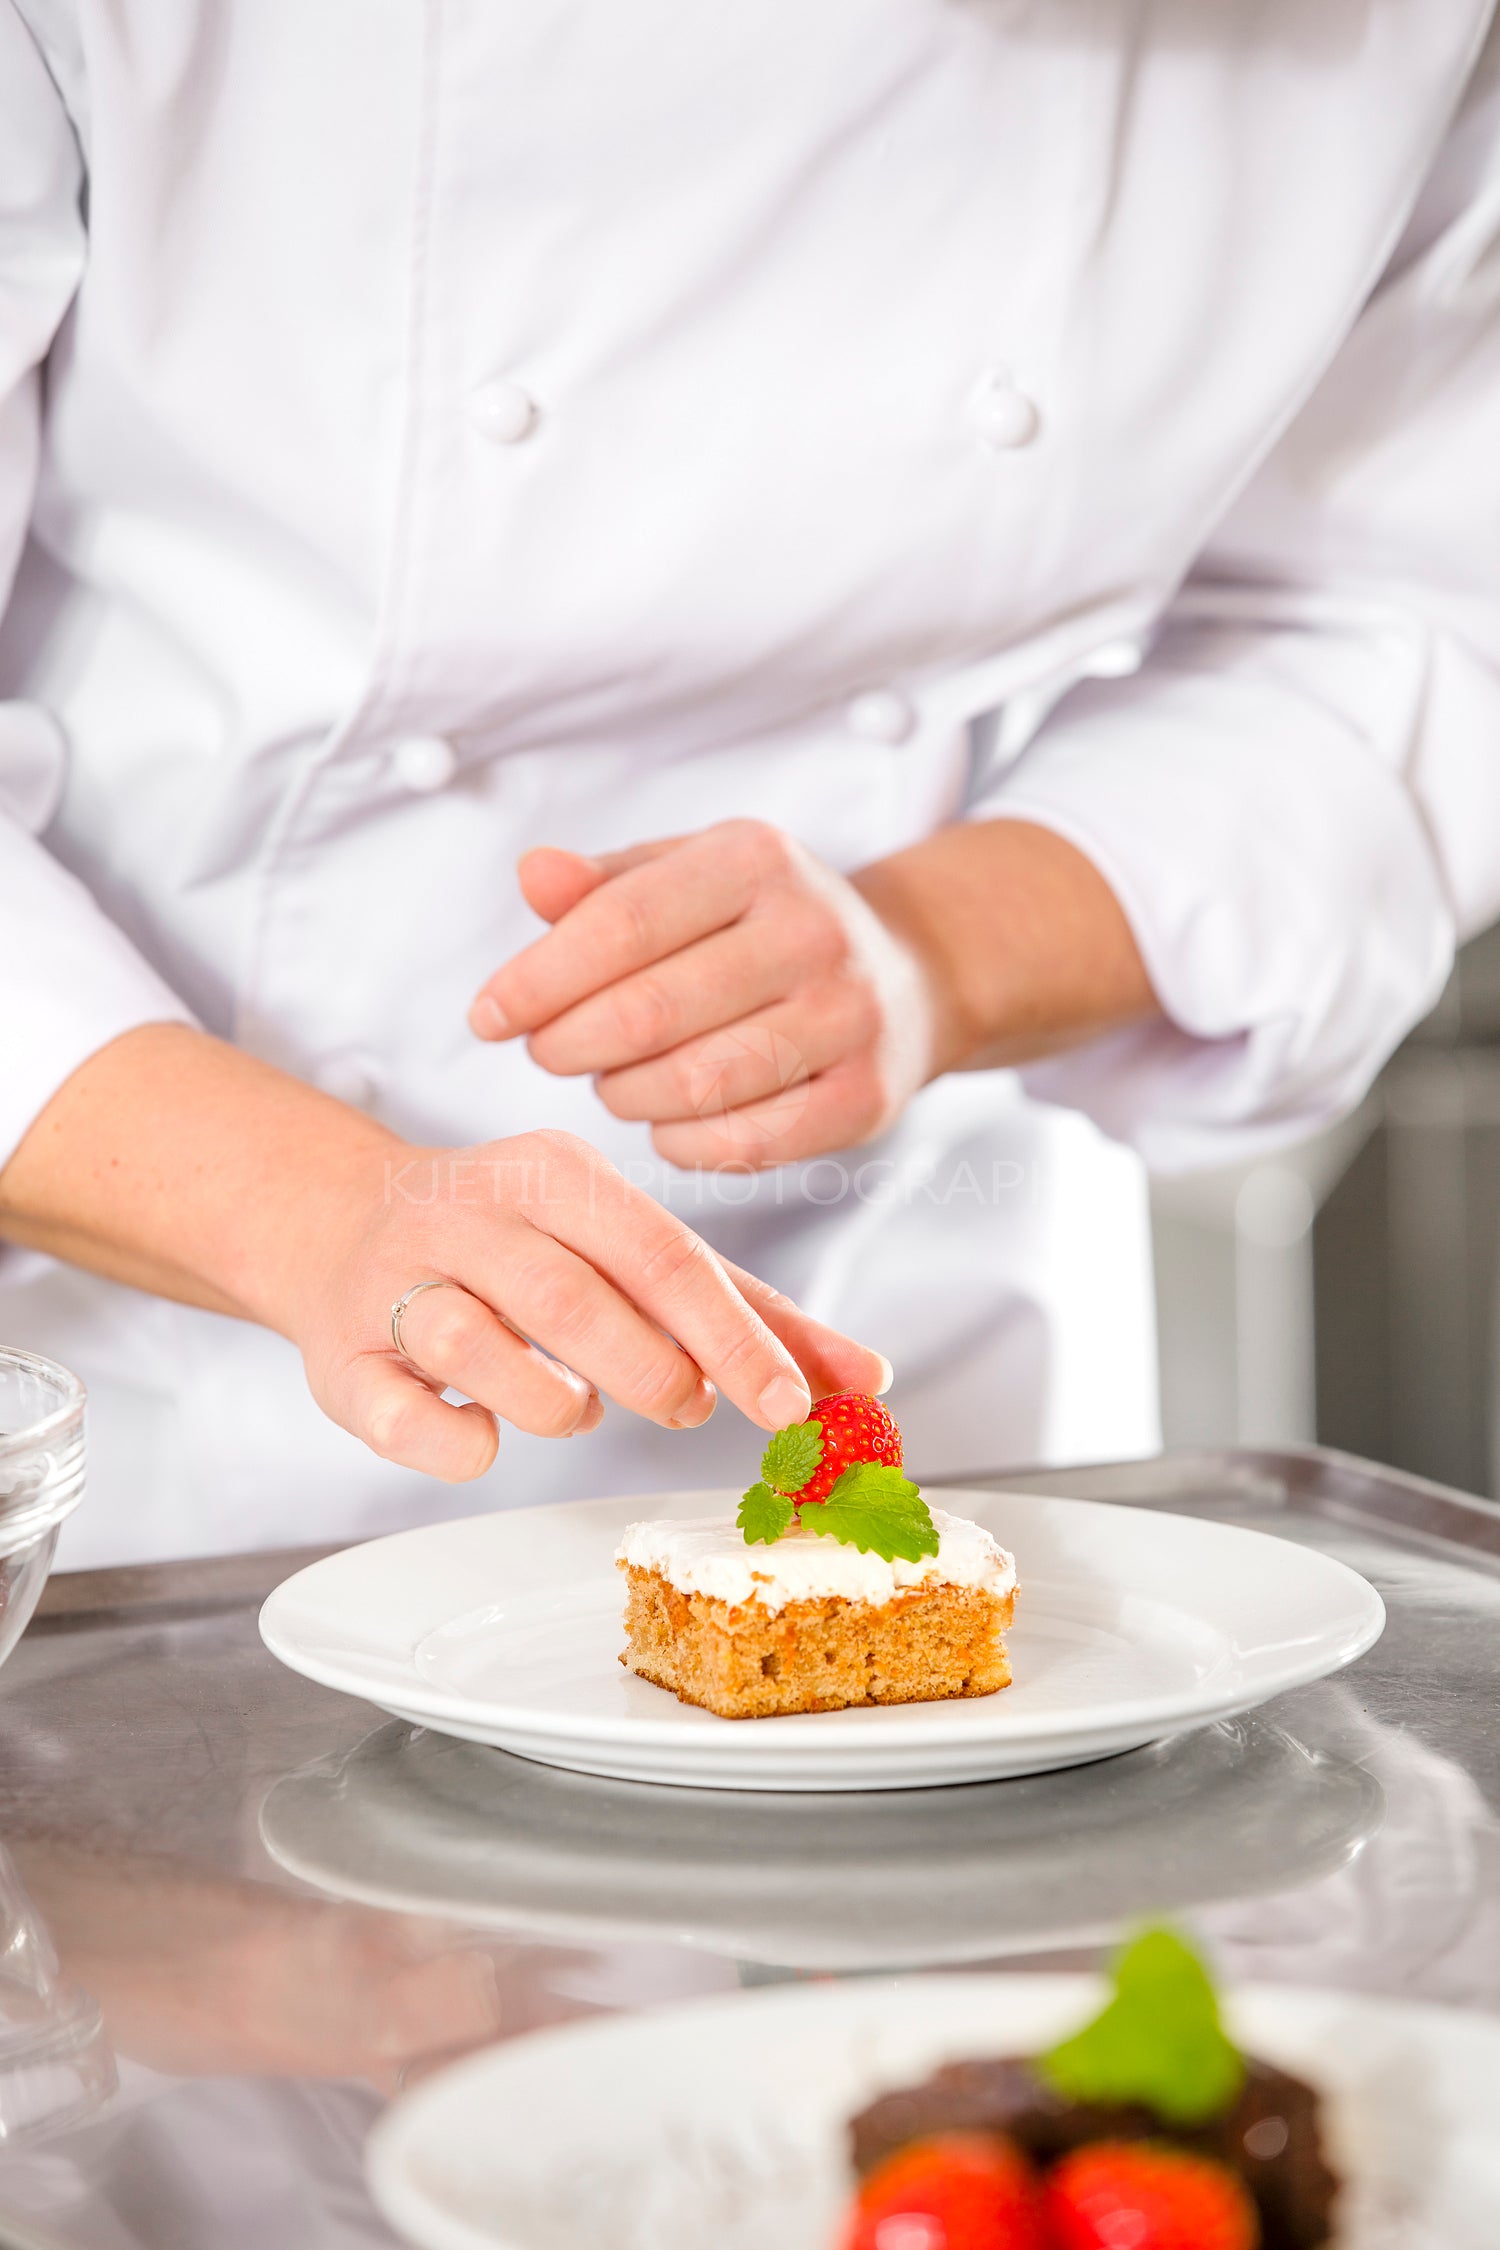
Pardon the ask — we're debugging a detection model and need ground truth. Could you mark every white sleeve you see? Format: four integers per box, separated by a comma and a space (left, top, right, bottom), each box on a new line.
0, 4, 194, 1170
970, 36, 1500, 1173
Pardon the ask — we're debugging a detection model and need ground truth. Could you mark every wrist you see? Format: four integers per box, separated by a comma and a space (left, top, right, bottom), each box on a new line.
851, 850, 992, 1080
853, 819, 1158, 1076
223, 1106, 407, 1344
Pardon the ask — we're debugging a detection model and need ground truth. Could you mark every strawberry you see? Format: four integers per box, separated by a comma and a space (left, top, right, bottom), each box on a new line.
1045, 2143, 1260, 2250
843, 2133, 1045, 2250
779, 1390, 902, 1507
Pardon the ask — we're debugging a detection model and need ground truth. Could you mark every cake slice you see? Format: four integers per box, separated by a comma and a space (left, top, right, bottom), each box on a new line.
614, 1392, 1017, 1720
617, 1507, 1015, 1719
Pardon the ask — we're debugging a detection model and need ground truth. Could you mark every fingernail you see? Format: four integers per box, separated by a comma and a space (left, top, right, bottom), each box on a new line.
577, 1390, 603, 1434
469, 994, 510, 1040
668, 1379, 716, 1431
873, 1355, 895, 1397
757, 1372, 811, 1430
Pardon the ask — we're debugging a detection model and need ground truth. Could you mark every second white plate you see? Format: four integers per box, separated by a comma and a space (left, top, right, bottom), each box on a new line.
259, 1486, 1384, 1792
367, 1976, 1500, 2250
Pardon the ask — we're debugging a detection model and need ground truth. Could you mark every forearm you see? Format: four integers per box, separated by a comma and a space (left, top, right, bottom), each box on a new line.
0, 1022, 886, 1472
0, 1024, 398, 1334
852, 818, 1158, 1078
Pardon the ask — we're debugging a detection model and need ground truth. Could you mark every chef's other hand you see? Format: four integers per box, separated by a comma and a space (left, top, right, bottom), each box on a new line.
468, 823, 936, 1166
306, 1127, 887, 1479
469, 817, 1158, 1168
0, 1027, 890, 1485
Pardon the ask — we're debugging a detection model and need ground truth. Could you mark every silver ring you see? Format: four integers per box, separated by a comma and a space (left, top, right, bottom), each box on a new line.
390, 1279, 457, 1362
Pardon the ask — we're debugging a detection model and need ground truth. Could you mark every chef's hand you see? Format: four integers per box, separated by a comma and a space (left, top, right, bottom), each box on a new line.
468, 823, 937, 1166
0, 1027, 890, 1483
468, 817, 1156, 1166
303, 1125, 885, 1479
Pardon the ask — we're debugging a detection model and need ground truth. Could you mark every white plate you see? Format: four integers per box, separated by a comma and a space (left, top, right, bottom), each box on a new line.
367, 1974, 1500, 2250
259, 1708, 1383, 1969
259, 1487, 1385, 1792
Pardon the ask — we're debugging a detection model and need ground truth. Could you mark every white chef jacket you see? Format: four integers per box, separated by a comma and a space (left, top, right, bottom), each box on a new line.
3, 1, 1500, 1567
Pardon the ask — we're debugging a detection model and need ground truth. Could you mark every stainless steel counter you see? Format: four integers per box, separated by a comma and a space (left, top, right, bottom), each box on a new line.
0, 1447, 1495, 2250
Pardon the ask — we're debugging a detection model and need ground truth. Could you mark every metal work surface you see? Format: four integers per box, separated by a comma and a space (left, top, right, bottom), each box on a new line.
0, 1448, 1494, 2249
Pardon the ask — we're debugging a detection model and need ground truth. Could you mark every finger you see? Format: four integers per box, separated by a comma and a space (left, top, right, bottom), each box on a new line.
395, 1280, 602, 1438
586, 837, 693, 875
718, 1253, 894, 1402
517, 837, 688, 928
486, 1224, 723, 1430
596, 982, 867, 1123
471, 824, 770, 1042
650, 1057, 885, 1170
528, 916, 818, 1078
338, 1356, 500, 1481
512, 1131, 812, 1429
517, 848, 610, 927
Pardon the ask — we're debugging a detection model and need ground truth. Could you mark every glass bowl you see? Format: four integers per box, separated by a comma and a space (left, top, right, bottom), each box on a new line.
0, 1348, 85, 1670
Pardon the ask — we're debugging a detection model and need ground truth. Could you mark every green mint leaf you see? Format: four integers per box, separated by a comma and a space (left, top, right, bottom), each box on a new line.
760, 1418, 824, 1496
737, 1483, 797, 1546
797, 1463, 938, 1563
1038, 1929, 1245, 2126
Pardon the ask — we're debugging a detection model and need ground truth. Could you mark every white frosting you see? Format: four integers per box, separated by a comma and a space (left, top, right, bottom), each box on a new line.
616, 1505, 1016, 1615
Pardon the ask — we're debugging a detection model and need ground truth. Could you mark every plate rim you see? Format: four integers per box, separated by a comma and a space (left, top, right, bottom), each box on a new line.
258, 1487, 1385, 1756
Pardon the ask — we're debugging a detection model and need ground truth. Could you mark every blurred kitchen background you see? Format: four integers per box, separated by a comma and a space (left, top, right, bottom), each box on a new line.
1152, 921, 1500, 1495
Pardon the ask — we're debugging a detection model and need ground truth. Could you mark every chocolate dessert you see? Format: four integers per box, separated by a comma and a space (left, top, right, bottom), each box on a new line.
852, 2050, 1335, 2249
846, 1933, 1339, 2249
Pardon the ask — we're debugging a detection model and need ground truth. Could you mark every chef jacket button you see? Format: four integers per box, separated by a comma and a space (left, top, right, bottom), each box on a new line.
316, 1058, 379, 1110
845, 688, 916, 745
1083, 639, 1144, 680
972, 373, 1041, 451
469, 380, 541, 445
391, 734, 459, 793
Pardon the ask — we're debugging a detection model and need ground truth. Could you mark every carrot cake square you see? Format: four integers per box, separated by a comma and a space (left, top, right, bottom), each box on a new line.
616, 1392, 1016, 1720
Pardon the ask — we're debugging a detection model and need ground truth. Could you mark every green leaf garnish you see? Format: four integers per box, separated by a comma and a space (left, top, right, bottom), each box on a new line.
797, 1463, 938, 1563
737, 1483, 797, 1546
1038, 1929, 1245, 2126
760, 1418, 824, 1495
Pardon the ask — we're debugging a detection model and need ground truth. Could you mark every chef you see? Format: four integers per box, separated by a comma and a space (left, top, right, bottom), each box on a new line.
2, 2, 1498, 1569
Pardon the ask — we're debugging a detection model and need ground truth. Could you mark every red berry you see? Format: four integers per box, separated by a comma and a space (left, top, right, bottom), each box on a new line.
1045, 2144, 1260, 2250
843, 2134, 1045, 2250
794, 1391, 903, 1505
